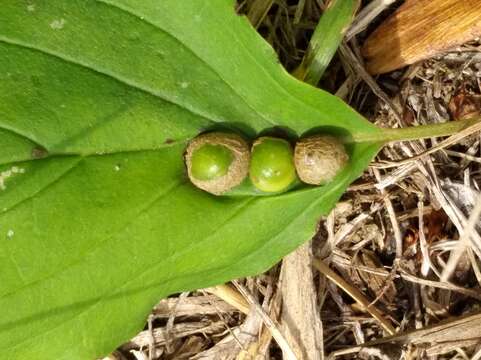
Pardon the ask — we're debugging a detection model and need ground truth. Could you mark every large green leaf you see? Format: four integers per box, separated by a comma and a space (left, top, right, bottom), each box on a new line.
0, 1, 381, 359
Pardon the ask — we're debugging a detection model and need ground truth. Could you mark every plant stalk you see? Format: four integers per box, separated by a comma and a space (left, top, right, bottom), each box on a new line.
350, 116, 481, 144
293, 0, 359, 85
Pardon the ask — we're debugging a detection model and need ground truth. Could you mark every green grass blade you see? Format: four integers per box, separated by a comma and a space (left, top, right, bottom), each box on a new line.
294, 0, 359, 85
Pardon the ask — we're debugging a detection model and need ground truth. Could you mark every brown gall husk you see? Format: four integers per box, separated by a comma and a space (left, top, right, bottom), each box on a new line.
294, 134, 349, 185
185, 132, 250, 195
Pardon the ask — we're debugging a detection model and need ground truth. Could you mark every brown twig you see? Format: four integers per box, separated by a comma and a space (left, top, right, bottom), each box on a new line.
312, 258, 396, 335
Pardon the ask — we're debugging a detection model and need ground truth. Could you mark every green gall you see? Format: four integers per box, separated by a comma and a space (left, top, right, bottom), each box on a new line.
249, 137, 297, 193
185, 132, 250, 195
190, 144, 233, 181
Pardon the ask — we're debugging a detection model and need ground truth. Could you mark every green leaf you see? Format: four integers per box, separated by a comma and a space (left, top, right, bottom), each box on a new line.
0, 1, 381, 359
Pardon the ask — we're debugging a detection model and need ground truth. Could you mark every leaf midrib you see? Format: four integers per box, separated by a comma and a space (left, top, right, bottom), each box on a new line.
0, 36, 215, 132
0, 131, 188, 166
0, 9, 276, 143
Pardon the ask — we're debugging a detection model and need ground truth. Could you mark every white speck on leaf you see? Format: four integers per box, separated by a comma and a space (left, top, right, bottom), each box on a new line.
27, 4, 35, 12
0, 166, 25, 191
180, 81, 189, 89
6, 230, 14, 240
114, 165, 121, 172
11, 166, 25, 174
50, 18, 66, 30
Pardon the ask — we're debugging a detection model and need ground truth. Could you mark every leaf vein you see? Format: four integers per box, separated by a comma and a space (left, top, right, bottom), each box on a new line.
1, 191, 255, 352
0, 37, 215, 128
0, 156, 83, 216
0, 122, 46, 150
0, 177, 185, 300
94, 0, 276, 128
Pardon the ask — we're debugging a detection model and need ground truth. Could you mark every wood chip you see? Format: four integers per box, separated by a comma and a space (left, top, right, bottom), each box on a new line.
280, 241, 324, 360
362, 0, 481, 74
205, 285, 250, 315
192, 312, 262, 360
123, 321, 225, 349
153, 295, 239, 318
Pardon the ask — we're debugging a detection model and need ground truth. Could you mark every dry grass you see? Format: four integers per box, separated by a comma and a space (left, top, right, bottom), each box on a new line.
107, 1, 481, 359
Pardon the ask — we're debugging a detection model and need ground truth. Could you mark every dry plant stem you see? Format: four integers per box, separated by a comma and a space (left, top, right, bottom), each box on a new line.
417, 199, 438, 277
204, 284, 250, 315
153, 295, 238, 317
345, 0, 397, 40
467, 247, 481, 286
147, 315, 154, 360
102, 352, 126, 360
164, 292, 188, 355
231, 280, 299, 360
398, 266, 481, 301
373, 168, 403, 258
125, 321, 226, 349
293, 0, 306, 24
312, 258, 396, 335
444, 149, 481, 164
235, 280, 275, 359
255, 283, 283, 359
192, 305, 262, 358
440, 194, 481, 282
471, 347, 481, 360
339, 43, 403, 122
246, 0, 274, 29
327, 311, 481, 359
